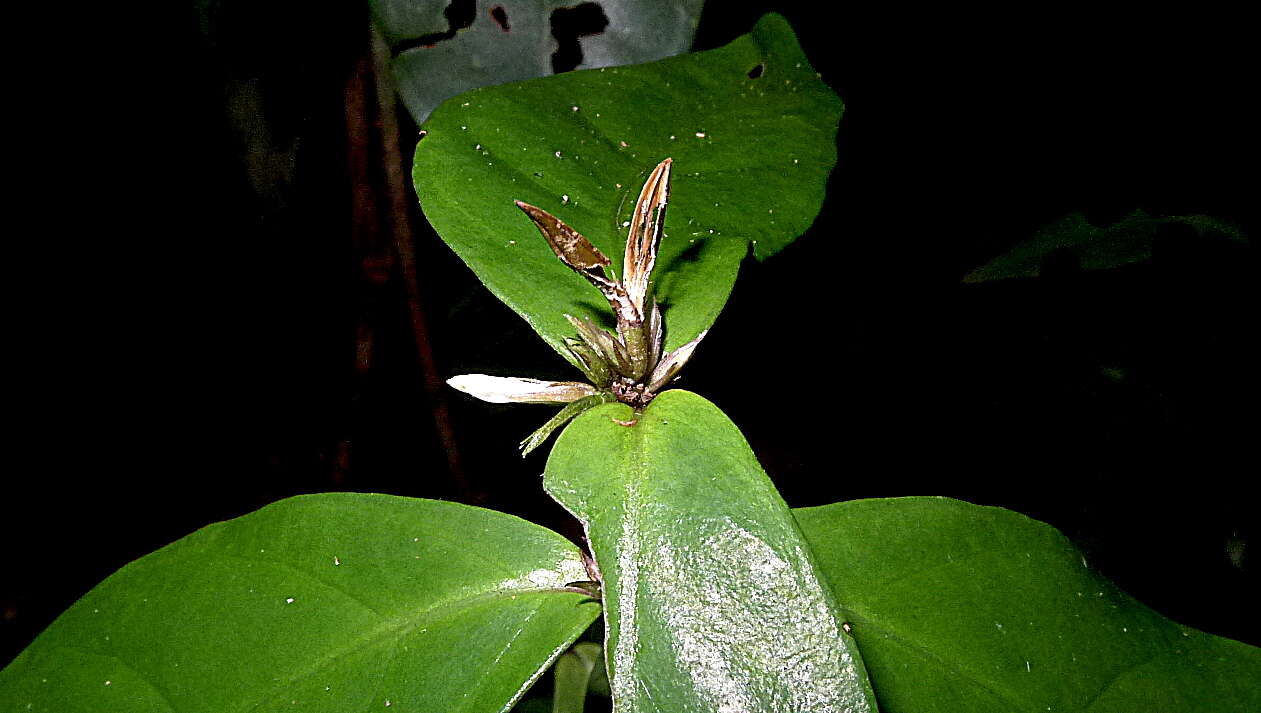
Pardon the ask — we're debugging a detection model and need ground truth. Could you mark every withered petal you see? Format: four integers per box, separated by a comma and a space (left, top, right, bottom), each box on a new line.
447, 374, 597, 404
622, 158, 672, 318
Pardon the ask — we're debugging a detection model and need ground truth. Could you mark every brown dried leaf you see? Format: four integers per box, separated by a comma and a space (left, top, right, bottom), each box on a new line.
515, 200, 611, 271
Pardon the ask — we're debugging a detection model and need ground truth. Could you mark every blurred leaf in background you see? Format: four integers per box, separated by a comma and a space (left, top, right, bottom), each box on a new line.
964, 210, 1247, 283
371, 0, 706, 123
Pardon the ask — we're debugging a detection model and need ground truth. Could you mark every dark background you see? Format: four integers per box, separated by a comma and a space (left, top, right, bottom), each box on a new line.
5, 1, 1256, 665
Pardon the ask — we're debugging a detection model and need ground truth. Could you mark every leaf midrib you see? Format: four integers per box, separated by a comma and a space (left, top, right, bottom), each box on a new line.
239, 587, 576, 713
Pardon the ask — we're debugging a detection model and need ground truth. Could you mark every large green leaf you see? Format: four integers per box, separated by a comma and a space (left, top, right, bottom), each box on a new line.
794, 497, 1261, 712
543, 390, 876, 712
0, 494, 600, 713
963, 211, 1247, 282
373, 0, 706, 123
414, 14, 842, 364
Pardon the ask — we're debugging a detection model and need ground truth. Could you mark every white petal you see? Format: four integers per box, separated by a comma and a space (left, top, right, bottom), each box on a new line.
447, 374, 596, 404
647, 329, 708, 393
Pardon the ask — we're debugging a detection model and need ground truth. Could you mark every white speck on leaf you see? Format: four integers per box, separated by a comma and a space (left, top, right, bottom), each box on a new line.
554, 151, 562, 158
695, 132, 706, 138
333, 556, 341, 566
286, 597, 295, 604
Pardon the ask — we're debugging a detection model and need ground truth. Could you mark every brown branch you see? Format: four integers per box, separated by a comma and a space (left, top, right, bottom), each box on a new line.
368, 25, 469, 498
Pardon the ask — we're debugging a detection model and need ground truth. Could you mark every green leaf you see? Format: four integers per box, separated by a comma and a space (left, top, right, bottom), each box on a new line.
373, 0, 706, 123
794, 497, 1261, 712
543, 390, 876, 712
414, 13, 842, 364
1, 494, 601, 713
964, 211, 1247, 282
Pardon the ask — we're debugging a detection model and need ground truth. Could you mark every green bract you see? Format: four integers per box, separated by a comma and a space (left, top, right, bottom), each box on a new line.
414, 14, 842, 363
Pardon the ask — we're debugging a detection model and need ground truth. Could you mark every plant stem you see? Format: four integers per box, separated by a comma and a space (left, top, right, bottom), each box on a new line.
552, 642, 603, 713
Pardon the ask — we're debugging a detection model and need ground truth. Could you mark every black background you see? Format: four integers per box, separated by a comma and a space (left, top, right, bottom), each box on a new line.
5, 1, 1256, 665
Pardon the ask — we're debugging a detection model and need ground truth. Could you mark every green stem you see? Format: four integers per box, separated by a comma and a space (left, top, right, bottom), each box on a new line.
619, 318, 650, 381
520, 393, 616, 456
552, 642, 603, 713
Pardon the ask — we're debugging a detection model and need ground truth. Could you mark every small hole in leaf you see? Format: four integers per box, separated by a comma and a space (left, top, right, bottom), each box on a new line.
489, 5, 510, 32
444, 0, 476, 31
747, 63, 765, 79
551, 3, 609, 74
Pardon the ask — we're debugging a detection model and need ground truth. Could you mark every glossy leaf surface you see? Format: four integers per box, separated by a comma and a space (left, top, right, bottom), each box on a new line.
543, 390, 875, 712
0, 494, 600, 713
414, 14, 842, 364
794, 497, 1261, 712
372, 0, 705, 123
964, 210, 1246, 282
